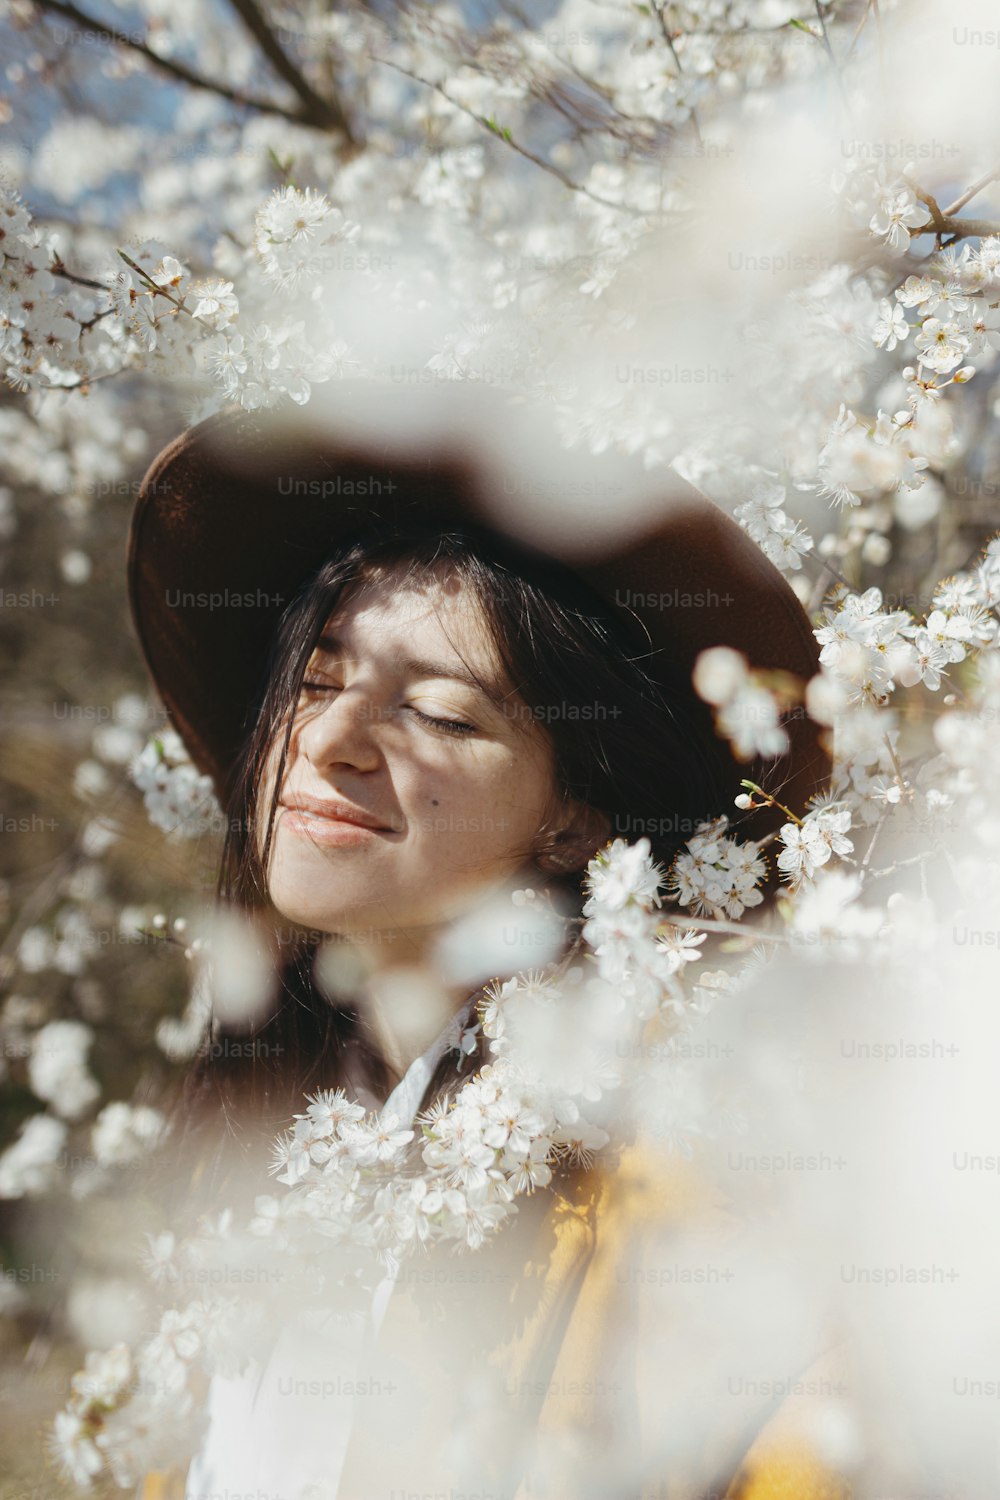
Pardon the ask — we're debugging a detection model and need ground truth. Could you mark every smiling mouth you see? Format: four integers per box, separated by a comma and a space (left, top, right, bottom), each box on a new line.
278, 802, 403, 837
293, 807, 366, 826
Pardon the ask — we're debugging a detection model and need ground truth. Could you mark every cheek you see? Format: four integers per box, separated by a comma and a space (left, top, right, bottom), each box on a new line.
410, 754, 553, 858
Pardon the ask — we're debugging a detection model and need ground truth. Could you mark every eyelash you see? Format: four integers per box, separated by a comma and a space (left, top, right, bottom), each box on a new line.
299, 682, 476, 738
409, 708, 477, 737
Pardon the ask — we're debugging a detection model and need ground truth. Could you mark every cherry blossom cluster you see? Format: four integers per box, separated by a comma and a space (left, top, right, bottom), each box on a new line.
129, 728, 221, 839
580, 837, 704, 1014
0, 190, 87, 391
0, 1092, 167, 1201
775, 805, 855, 892
692, 645, 792, 760
666, 815, 769, 921
49, 835, 688, 1487
815, 584, 977, 704
733, 480, 814, 575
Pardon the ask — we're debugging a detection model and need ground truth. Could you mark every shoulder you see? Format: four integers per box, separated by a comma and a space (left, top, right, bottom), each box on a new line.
135, 1469, 187, 1500
544, 1146, 856, 1500
722, 1342, 856, 1500
577, 1132, 737, 1241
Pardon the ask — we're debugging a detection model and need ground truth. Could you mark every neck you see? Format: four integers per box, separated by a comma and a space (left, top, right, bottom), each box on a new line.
304, 874, 546, 1086
355, 955, 474, 1081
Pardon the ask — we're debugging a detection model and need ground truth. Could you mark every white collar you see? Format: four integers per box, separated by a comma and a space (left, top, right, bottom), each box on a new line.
381, 992, 477, 1128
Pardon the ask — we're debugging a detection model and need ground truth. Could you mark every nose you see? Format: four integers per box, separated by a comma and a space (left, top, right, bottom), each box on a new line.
291, 680, 384, 777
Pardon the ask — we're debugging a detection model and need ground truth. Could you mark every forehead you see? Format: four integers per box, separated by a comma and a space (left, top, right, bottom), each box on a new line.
313, 560, 502, 674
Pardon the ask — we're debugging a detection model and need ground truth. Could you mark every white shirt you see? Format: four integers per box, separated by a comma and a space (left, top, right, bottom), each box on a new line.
184, 1002, 472, 1500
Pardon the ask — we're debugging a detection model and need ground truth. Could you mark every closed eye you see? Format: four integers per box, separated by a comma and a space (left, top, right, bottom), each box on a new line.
406, 707, 477, 737
300, 682, 476, 737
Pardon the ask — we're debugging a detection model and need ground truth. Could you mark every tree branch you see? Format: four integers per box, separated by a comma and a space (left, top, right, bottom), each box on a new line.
658, 913, 788, 942
29, 0, 343, 131
223, 0, 354, 140
77, 308, 114, 331
48, 254, 116, 328
373, 55, 649, 218
844, 0, 876, 62
500, 0, 670, 149
32, 368, 128, 392
914, 214, 1000, 245
943, 165, 1000, 219
652, 5, 703, 146
50, 256, 108, 293
913, 187, 948, 235
811, 0, 852, 108
812, 0, 839, 68
904, 175, 1000, 245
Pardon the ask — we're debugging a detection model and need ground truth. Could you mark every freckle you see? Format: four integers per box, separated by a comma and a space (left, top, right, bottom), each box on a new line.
431, 799, 439, 806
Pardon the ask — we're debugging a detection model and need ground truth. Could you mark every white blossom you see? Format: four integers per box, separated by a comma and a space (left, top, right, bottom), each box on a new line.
776, 805, 854, 891
28, 1020, 100, 1120
91, 1102, 168, 1167
0, 1113, 67, 1198
869, 188, 924, 255
130, 729, 221, 838
873, 297, 909, 351
667, 816, 768, 920
914, 317, 971, 374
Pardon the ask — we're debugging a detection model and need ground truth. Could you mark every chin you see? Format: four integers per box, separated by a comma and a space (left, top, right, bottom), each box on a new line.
270, 893, 372, 935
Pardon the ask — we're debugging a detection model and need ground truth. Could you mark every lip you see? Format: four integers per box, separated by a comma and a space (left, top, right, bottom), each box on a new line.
278, 796, 400, 843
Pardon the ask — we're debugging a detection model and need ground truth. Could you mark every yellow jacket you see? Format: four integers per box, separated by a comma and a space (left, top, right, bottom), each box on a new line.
137, 1137, 853, 1500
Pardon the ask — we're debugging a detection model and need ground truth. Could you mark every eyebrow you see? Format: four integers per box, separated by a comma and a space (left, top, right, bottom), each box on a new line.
313, 633, 506, 704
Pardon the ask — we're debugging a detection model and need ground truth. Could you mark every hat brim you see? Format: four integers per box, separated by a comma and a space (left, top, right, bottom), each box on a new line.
127, 402, 830, 839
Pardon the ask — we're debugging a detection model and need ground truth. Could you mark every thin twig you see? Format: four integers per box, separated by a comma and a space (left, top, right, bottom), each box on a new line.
866, 0, 886, 86
33, 368, 129, 391
77, 308, 115, 332
652, 5, 703, 146
503, 0, 669, 149
812, 0, 851, 108
812, 0, 838, 68
738, 780, 806, 828
50, 256, 108, 293
844, 0, 875, 62
863, 849, 938, 882
872, 0, 883, 70
116, 250, 191, 312
29, 0, 340, 130
658, 913, 788, 943
803, 548, 855, 595
943, 165, 1000, 220
913, 188, 948, 237
223, 0, 354, 140
913, 214, 1000, 245
373, 55, 649, 218
882, 731, 910, 799
859, 811, 888, 879
0, 850, 76, 977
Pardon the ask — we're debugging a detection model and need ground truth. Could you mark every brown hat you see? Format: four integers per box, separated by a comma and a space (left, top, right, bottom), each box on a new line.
126, 395, 830, 845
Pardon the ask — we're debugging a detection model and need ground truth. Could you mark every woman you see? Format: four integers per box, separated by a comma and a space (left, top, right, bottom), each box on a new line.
122, 394, 848, 1500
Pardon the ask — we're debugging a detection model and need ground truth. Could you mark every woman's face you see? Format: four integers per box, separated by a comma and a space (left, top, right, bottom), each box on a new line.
258, 560, 598, 947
